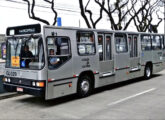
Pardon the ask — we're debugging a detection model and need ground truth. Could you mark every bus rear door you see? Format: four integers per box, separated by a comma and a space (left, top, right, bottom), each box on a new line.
98, 33, 115, 86
128, 34, 141, 79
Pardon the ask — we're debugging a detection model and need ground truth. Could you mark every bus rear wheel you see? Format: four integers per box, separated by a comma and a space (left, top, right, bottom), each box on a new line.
77, 75, 92, 98
144, 65, 152, 79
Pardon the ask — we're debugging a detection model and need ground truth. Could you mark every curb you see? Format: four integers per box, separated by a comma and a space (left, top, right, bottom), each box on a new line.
0, 92, 23, 100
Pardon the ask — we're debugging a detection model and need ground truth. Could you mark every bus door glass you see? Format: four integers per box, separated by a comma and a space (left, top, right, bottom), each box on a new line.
98, 33, 114, 78
128, 35, 140, 72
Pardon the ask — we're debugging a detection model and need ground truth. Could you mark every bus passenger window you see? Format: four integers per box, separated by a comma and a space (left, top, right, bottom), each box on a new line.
98, 35, 103, 61
106, 36, 111, 60
129, 36, 133, 57
141, 35, 151, 51
115, 34, 128, 53
152, 35, 161, 50
161, 35, 165, 49
134, 37, 138, 57
77, 32, 96, 55
47, 37, 71, 70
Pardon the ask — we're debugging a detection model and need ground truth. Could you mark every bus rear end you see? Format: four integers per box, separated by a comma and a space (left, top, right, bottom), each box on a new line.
3, 24, 46, 97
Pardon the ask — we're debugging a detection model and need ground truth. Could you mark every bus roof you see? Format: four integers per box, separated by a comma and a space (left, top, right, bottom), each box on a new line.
6, 23, 164, 36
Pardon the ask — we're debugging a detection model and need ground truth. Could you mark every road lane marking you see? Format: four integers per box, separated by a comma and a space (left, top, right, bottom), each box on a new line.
108, 88, 157, 106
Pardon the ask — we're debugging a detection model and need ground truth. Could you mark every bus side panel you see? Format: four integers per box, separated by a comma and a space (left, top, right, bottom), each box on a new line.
72, 31, 100, 88
152, 50, 164, 74
129, 58, 141, 79
46, 78, 78, 99
141, 51, 152, 64
72, 55, 99, 87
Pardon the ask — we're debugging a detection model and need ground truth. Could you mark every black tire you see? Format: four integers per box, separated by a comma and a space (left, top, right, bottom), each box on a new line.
144, 65, 152, 79
77, 75, 92, 98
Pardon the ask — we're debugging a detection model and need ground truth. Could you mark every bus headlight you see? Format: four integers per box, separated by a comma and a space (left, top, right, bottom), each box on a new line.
32, 82, 36, 86
7, 78, 11, 83
36, 82, 45, 87
2, 77, 7, 82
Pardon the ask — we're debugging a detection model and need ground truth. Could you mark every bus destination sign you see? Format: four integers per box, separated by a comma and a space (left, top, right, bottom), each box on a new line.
6, 24, 41, 36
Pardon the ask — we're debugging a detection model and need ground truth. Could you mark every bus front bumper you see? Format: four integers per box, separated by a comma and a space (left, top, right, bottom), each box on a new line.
3, 83, 45, 97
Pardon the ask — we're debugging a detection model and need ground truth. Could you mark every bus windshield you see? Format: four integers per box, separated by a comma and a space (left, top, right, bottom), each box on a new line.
6, 35, 45, 70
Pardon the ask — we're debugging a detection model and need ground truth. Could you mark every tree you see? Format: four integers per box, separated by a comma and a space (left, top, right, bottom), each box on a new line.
23, 0, 58, 25
95, 0, 152, 30
130, 0, 163, 32
79, 0, 105, 28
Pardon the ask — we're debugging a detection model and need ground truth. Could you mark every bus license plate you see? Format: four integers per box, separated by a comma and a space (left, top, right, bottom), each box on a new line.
17, 87, 23, 92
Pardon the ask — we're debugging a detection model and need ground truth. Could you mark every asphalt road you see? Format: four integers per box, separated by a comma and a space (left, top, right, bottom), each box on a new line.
0, 70, 165, 120
0, 75, 5, 93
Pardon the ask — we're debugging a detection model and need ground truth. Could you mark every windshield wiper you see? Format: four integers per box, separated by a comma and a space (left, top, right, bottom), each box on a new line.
13, 35, 34, 57
12, 36, 19, 57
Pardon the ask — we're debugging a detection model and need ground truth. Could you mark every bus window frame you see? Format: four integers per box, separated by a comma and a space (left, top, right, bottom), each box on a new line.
115, 33, 128, 54
46, 36, 72, 70
76, 31, 96, 56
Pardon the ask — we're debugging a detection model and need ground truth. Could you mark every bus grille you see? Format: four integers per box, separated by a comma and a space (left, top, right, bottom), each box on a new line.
10, 78, 32, 86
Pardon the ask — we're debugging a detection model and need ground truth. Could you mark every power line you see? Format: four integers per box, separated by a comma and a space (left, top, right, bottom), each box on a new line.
1, 0, 81, 13
0, 5, 81, 16
1, 0, 102, 16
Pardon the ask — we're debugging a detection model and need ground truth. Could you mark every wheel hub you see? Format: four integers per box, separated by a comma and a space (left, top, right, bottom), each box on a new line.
81, 80, 89, 93
146, 67, 151, 77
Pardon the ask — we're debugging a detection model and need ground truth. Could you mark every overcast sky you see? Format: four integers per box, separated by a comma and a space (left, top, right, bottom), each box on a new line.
0, 0, 164, 34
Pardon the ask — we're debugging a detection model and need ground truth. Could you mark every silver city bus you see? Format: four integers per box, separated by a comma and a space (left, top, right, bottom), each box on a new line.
3, 24, 165, 100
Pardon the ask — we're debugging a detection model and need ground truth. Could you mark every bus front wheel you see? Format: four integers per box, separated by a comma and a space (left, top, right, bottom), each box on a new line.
77, 75, 92, 98
144, 65, 152, 79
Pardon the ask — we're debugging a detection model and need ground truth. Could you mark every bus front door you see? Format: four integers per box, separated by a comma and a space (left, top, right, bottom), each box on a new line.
46, 35, 74, 100
128, 35, 141, 79
98, 33, 115, 86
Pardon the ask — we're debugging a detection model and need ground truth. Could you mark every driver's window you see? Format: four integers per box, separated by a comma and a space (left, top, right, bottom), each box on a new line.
26, 38, 38, 56
47, 36, 71, 70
